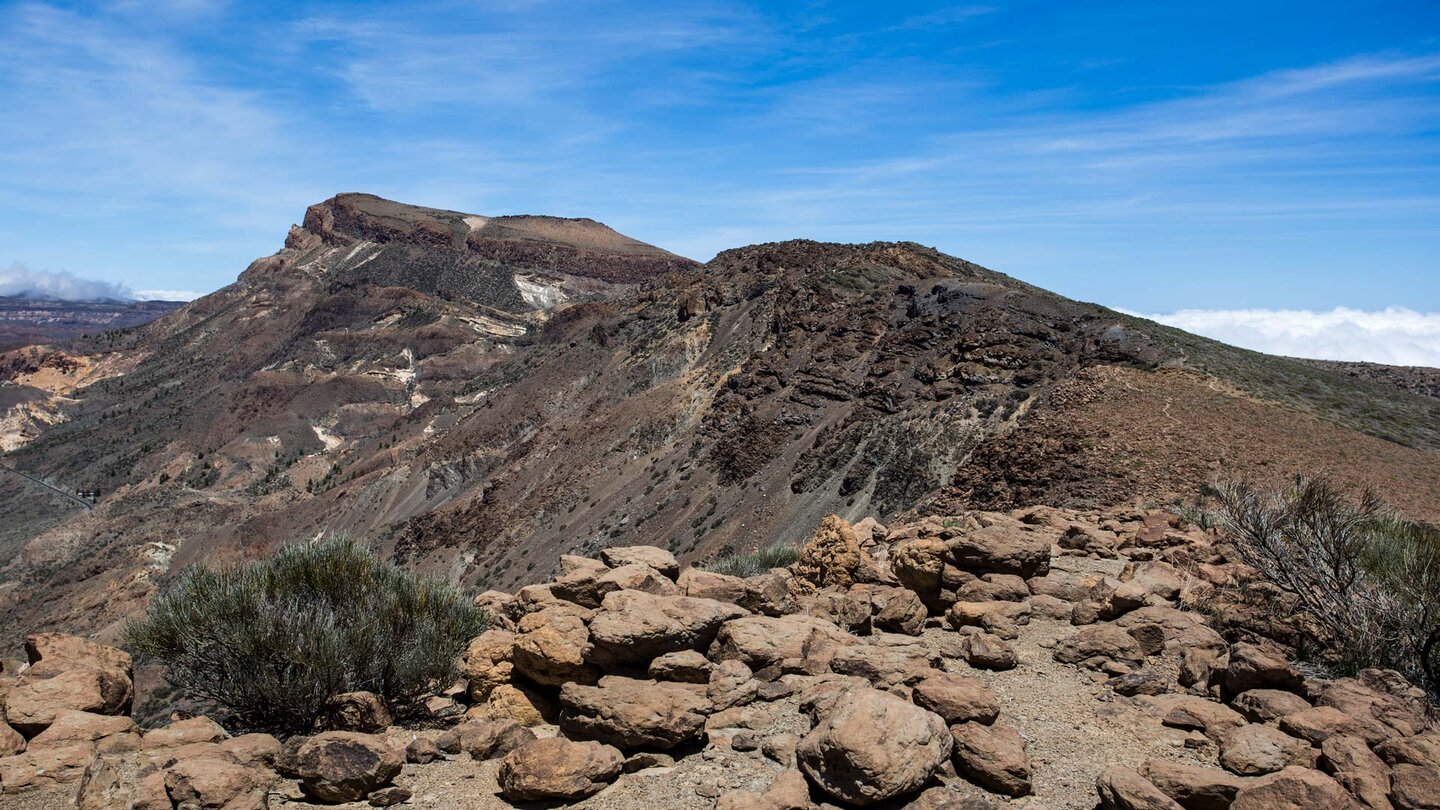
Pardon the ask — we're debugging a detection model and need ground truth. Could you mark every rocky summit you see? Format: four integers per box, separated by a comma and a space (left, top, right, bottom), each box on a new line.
0, 193, 1437, 808
3, 506, 1439, 809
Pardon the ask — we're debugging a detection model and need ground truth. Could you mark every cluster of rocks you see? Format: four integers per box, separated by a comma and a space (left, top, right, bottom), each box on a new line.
3, 505, 1438, 809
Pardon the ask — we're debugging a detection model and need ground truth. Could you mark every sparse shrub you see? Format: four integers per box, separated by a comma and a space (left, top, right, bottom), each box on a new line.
126, 535, 486, 734
701, 542, 802, 578
1212, 475, 1440, 697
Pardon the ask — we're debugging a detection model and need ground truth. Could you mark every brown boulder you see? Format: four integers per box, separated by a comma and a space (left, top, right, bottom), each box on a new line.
0, 741, 95, 792
142, 716, 228, 751
1279, 706, 1391, 746
601, 545, 681, 579
26, 711, 138, 754
715, 769, 813, 810
964, 632, 1019, 671
1318, 677, 1430, 739
4, 666, 134, 737
435, 718, 535, 760
912, 672, 1000, 725
648, 649, 714, 683
596, 563, 681, 597
0, 721, 23, 756
678, 568, 750, 604
709, 614, 853, 669
469, 682, 554, 727
950, 722, 1033, 797
295, 731, 403, 804
511, 602, 599, 686
945, 600, 1031, 639
497, 736, 623, 802
316, 691, 392, 733
792, 515, 884, 592
1378, 733, 1440, 768
947, 515, 1052, 578
1391, 763, 1440, 810
1143, 760, 1247, 810
460, 629, 515, 702
797, 686, 952, 805
559, 676, 709, 750
1219, 724, 1317, 776
1321, 734, 1392, 810
164, 755, 274, 809
588, 589, 749, 666
1230, 766, 1362, 809
892, 536, 953, 611
1054, 623, 1144, 666
865, 585, 928, 636
1224, 643, 1303, 696
1232, 689, 1312, 723
1097, 765, 1185, 809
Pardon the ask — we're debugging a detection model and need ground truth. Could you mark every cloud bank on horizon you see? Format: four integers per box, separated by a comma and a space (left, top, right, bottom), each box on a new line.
0, 263, 132, 301
1127, 307, 1440, 368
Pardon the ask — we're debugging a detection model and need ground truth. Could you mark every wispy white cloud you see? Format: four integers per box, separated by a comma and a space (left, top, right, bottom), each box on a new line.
0, 263, 132, 301
133, 289, 204, 301
1124, 307, 1440, 367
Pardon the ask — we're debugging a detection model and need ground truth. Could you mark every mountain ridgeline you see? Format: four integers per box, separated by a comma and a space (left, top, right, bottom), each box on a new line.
1, 192, 1437, 642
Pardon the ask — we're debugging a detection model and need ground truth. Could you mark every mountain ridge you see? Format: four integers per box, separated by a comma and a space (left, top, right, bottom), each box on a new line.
0, 193, 1436, 651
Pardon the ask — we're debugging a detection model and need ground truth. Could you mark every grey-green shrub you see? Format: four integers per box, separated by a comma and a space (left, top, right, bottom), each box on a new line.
701, 542, 801, 578
1213, 475, 1440, 698
125, 535, 486, 734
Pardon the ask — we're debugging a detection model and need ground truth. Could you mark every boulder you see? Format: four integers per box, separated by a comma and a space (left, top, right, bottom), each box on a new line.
460, 629, 514, 702
1115, 607, 1227, 659
1054, 624, 1144, 666
649, 649, 714, 683
1317, 677, 1430, 739
1120, 560, 1184, 600
714, 769, 812, 810
588, 589, 748, 666
163, 755, 273, 810
950, 722, 1033, 797
559, 676, 709, 750
406, 737, 443, 764
497, 737, 623, 802
435, 718, 535, 760
602, 545, 681, 579
678, 568, 750, 605
0, 741, 95, 792
26, 711, 138, 754
4, 666, 135, 737
511, 602, 599, 686
946, 515, 1052, 578
1229, 766, 1362, 809
912, 672, 1000, 725
1143, 760, 1247, 810
956, 574, 1030, 603
1391, 763, 1440, 810
792, 515, 883, 592
142, 716, 228, 751
469, 682, 554, 727
892, 536, 952, 611
1320, 734, 1392, 810
1150, 695, 1247, 741
596, 563, 681, 597
709, 614, 854, 669
797, 587, 872, 634
1279, 706, 1391, 746
1219, 724, 1317, 776
865, 585, 928, 636
946, 600, 1031, 639
316, 691, 392, 733
295, 731, 403, 804
708, 659, 759, 711
1223, 643, 1304, 696
219, 733, 282, 768
828, 643, 938, 688
0, 721, 23, 756
1097, 765, 1185, 809
1378, 733, 1440, 768
1232, 689, 1312, 723
964, 632, 1018, 671
797, 685, 952, 805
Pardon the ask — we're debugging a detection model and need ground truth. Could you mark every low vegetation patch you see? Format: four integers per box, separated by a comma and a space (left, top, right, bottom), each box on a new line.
126, 535, 486, 734
1212, 475, 1440, 697
701, 541, 801, 578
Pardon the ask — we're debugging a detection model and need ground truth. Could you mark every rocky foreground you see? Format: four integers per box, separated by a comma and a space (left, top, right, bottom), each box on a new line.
2, 507, 1438, 809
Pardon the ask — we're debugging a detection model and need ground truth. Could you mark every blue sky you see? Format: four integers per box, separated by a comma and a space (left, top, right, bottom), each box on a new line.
1, 1, 1438, 360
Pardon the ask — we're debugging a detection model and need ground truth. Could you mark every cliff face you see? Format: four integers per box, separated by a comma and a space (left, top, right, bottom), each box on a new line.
2, 194, 1437, 646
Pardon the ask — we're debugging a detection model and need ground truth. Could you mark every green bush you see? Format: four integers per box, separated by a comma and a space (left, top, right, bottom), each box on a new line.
1213, 475, 1440, 697
701, 542, 801, 578
126, 535, 486, 734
